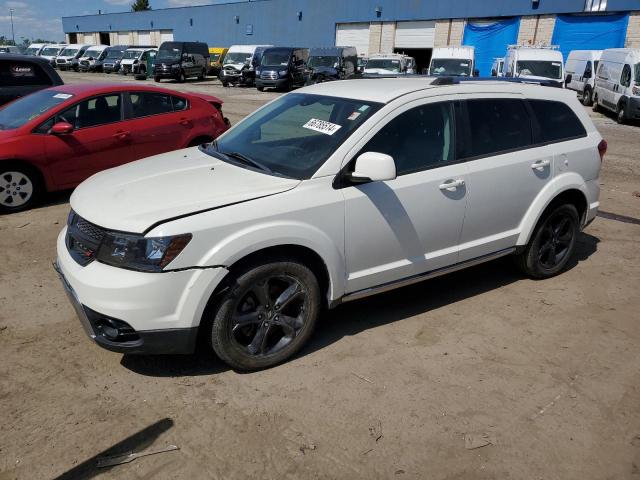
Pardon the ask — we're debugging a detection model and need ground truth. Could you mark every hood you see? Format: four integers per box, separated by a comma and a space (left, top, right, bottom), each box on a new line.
517, 74, 563, 85
71, 147, 301, 233
121, 58, 137, 64
223, 63, 247, 71
310, 66, 338, 76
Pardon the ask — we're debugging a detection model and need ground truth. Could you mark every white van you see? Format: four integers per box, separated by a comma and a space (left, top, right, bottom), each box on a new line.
78, 45, 109, 72
56, 44, 92, 71
565, 50, 602, 105
491, 57, 505, 77
219, 45, 273, 86
593, 48, 640, 124
39, 44, 67, 67
25, 43, 47, 56
504, 45, 564, 87
120, 47, 157, 75
429, 46, 476, 77
364, 53, 416, 75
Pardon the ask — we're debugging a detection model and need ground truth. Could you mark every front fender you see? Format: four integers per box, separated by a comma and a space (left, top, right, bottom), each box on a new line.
196, 221, 345, 302
516, 172, 589, 246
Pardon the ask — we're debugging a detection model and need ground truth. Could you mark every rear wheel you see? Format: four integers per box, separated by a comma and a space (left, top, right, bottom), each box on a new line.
257, 86, 264, 92
515, 204, 579, 279
209, 260, 321, 370
0, 166, 41, 214
582, 88, 593, 106
177, 70, 186, 83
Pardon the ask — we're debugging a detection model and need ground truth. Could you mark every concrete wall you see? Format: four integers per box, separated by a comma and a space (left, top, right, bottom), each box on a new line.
517, 15, 556, 45
434, 19, 465, 47
369, 21, 396, 54
626, 11, 640, 47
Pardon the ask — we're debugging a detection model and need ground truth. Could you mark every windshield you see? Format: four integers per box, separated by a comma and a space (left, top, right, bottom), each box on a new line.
308, 56, 340, 68
105, 49, 124, 60
210, 53, 221, 62
516, 60, 562, 79
224, 52, 251, 65
430, 59, 472, 76
366, 59, 401, 72
41, 47, 62, 56
60, 47, 79, 57
83, 48, 102, 58
635, 63, 640, 84
261, 51, 290, 66
205, 93, 381, 179
123, 50, 142, 59
157, 47, 181, 62
0, 90, 72, 131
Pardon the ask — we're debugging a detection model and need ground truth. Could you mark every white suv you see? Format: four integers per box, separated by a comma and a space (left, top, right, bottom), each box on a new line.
55, 78, 605, 370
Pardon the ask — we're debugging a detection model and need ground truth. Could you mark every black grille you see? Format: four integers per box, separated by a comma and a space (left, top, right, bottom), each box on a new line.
66, 211, 106, 266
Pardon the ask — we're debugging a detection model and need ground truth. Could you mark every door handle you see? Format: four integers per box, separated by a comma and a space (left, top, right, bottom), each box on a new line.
439, 179, 465, 191
113, 130, 130, 140
531, 159, 551, 171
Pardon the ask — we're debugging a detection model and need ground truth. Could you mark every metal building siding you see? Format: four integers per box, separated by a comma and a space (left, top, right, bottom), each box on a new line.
62, 0, 640, 46
336, 23, 370, 55
395, 21, 436, 48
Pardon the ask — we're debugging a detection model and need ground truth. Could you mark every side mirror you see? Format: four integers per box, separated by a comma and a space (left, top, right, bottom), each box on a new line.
473, 69, 480, 77
491, 69, 497, 77
565, 74, 573, 85
50, 121, 74, 135
583, 71, 591, 79
348, 152, 396, 184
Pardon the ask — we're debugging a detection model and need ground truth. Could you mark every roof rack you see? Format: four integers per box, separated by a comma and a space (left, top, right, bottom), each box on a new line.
507, 43, 560, 50
431, 76, 562, 87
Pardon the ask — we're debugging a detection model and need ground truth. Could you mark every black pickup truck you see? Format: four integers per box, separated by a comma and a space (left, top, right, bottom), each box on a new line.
0, 55, 63, 106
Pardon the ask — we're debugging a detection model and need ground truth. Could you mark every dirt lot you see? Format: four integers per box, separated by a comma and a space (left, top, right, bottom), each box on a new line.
1, 71, 639, 480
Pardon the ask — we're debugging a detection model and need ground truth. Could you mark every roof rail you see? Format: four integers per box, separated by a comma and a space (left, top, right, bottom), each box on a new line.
432, 76, 563, 87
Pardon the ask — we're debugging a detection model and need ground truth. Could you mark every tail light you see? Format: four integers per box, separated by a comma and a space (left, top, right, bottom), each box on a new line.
597, 139, 607, 162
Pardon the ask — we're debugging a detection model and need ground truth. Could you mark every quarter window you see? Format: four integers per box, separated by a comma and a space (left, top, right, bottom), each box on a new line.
528, 100, 587, 143
56, 94, 122, 129
463, 99, 532, 158
360, 102, 455, 176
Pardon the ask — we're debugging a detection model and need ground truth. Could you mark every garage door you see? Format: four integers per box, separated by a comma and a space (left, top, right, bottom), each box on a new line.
463, 17, 520, 76
160, 30, 174, 42
395, 21, 436, 49
336, 23, 370, 56
552, 13, 629, 61
117, 32, 130, 45
137, 31, 151, 45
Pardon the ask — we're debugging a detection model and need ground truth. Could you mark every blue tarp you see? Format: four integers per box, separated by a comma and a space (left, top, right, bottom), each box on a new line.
463, 17, 520, 76
552, 14, 630, 61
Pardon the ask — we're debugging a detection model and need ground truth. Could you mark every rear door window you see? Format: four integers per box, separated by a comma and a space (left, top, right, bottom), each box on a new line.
129, 92, 174, 118
463, 98, 533, 159
528, 100, 587, 144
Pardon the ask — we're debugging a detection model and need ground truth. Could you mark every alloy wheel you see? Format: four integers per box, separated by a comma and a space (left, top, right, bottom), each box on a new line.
230, 275, 307, 357
0, 171, 33, 208
537, 212, 575, 270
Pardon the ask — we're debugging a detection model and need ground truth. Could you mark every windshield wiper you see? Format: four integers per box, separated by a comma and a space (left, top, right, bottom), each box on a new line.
223, 151, 273, 174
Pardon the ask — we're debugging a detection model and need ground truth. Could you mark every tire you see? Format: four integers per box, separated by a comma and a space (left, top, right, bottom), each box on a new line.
0, 165, 42, 214
515, 204, 579, 279
208, 260, 321, 370
177, 70, 186, 83
592, 94, 600, 112
222, 81, 229, 87
257, 86, 264, 92
198, 68, 206, 80
154, 76, 161, 83
582, 88, 593, 107
616, 103, 627, 125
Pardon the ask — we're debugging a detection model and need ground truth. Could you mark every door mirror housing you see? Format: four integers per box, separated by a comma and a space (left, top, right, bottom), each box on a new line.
473, 69, 480, 77
50, 121, 74, 135
348, 152, 396, 184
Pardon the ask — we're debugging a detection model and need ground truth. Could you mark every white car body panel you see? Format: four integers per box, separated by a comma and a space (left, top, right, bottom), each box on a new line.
504, 46, 565, 85
594, 48, 640, 116
565, 50, 602, 94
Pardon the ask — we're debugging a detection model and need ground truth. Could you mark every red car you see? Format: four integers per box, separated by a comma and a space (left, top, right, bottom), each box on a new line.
0, 83, 230, 212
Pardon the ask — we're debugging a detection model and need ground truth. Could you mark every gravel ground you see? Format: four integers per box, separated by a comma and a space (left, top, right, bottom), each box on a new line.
0, 71, 639, 480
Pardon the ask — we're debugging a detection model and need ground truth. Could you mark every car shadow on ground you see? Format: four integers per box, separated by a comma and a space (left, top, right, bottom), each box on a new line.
120, 232, 599, 378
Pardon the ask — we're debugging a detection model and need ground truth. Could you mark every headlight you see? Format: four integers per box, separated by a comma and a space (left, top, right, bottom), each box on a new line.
278, 70, 288, 76
96, 232, 192, 272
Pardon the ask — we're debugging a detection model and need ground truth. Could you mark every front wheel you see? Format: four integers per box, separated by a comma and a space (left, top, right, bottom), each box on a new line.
592, 94, 600, 112
582, 88, 592, 106
177, 70, 186, 83
0, 166, 41, 213
515, 204, 579, 279
209, 260, 321, 370
616, 104, 627, 124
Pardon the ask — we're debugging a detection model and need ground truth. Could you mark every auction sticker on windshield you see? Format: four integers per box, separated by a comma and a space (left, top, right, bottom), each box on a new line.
302, 118, 342, 136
